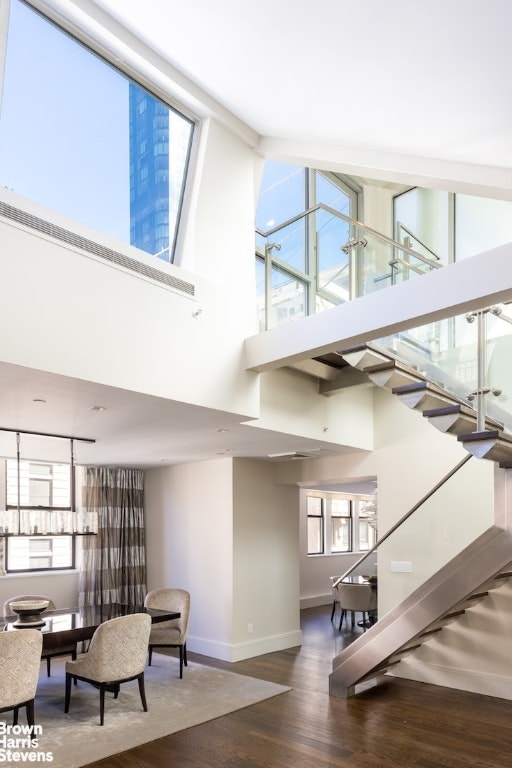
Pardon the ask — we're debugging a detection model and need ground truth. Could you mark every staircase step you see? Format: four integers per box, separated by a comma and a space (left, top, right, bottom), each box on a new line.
423, 403, 502, 436
338, 345, 390, 371
391, 380, 458, 412
363, 360, 422, 390
458, 430, 512, 463
355, 658, 402, 685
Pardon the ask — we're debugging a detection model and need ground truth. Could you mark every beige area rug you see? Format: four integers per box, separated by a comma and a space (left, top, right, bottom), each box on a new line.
1, 654, 291, 768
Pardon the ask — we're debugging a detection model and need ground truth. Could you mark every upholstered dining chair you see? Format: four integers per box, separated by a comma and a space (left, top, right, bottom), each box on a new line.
4, 594, 77, 676
336, 581, 377, 632
64, 612, 151, 726
144, 588, 190, 678
0, 629, 43, 726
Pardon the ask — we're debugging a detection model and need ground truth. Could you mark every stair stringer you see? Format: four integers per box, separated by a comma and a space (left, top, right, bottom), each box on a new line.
329, 523, 512, 698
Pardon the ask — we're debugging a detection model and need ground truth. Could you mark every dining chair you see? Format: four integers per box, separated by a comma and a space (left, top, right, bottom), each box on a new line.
64, 612, 151, 726
144, 588, 190, 678
336, 581, 377, 631
329, 576, 342, 624
0, 629, 43, 727
3, 594, 77, 676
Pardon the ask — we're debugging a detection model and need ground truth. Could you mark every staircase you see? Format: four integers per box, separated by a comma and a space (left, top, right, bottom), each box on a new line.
328, 343, 512, 698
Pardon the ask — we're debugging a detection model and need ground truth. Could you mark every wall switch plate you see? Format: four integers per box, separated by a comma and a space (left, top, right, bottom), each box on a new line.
390, 560, 413, 573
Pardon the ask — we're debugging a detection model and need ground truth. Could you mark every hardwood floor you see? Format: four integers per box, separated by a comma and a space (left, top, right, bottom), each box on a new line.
86, 605, 512, 767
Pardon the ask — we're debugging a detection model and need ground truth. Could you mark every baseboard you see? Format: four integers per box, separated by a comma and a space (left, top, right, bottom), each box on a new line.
188, 629, 303, 663
300, 594, 331, 610
389, 658, 512, 701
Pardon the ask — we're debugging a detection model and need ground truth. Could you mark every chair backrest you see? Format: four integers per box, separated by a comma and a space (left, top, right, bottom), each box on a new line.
86, 613, 151, 680
0, 630, 43, 708
144, 588, 190, 640
337, 582, 377, 613
4, 595, 56, 619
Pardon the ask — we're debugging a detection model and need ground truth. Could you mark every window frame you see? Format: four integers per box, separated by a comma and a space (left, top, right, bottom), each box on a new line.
0, 0, 196, 266
306, 490, 376, 556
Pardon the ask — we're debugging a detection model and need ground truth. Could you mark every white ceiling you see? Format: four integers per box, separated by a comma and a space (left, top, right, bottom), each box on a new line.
91, 0, 512, 194
2, 0, 511, 473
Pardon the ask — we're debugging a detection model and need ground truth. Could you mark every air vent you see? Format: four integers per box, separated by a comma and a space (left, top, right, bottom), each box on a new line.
267, 450, 320, 461
0, 200, 195, 296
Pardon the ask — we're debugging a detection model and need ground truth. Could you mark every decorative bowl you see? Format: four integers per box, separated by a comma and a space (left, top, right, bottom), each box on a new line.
9, 599, 50, 628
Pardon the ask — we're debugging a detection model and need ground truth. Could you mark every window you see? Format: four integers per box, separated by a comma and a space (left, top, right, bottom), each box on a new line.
306, 491, 377, 555
0, 0, 194, 264
2, 459, 75, 572
331, 498, 352, 553
306, 495, 324, 554
255, 161, 361, 330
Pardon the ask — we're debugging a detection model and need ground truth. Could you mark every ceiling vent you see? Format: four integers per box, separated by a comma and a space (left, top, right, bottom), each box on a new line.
0, 200, 195, 297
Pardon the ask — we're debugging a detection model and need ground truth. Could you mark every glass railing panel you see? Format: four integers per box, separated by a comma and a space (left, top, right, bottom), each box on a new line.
374, 306, 512, 432
255, 205, 442, 329
269, 265, 307, 328
484, 306, 512, 427
315, 206, 350, 303
262, 217, 307, 273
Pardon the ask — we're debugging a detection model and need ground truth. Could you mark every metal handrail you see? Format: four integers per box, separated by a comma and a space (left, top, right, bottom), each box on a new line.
396, 221, 441, 261
256, 203, 442, 271
333, 453, 473, 588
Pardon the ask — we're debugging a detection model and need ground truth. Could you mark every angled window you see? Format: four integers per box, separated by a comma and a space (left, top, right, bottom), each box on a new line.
0, 0, 194, 264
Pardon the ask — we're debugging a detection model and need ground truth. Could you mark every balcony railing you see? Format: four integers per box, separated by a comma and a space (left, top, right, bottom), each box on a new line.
255, 204, 441, 332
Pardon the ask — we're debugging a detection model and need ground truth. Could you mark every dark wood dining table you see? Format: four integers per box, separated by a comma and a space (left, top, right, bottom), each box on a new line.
2, 603, 180, 650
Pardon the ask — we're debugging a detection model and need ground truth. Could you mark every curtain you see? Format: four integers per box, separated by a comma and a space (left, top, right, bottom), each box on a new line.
78, 467, 146, 607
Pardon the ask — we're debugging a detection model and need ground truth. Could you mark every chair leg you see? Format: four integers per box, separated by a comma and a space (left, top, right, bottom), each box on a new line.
338, 609, 345, 630
13, 706, 19, 726
138, 673, 148, 712
47, 657, 51, 677
183, 642, 187, 667
64, 673, 72, 713
26, 699, 35, 728
148, 646, 153, 666
179, 646, 183, 678
99, 684, 106, 726
330, 600, 336, 621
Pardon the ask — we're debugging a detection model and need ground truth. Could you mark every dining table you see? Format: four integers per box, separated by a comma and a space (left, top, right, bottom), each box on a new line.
2, 603, 180, 650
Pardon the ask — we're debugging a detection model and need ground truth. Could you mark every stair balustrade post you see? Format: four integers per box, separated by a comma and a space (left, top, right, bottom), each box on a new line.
476, 310, 486, 433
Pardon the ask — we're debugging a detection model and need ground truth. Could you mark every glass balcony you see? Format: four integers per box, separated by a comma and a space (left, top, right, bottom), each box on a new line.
256, 204, 440, 331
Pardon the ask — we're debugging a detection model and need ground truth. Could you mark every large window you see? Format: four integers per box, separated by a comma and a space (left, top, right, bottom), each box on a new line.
255, 161, 360, 330
2, 459, 74, 572
306, 491, 377, 556
0, 0, 194, 263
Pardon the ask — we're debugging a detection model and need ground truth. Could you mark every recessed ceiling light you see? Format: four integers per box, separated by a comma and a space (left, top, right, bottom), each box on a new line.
32, 398, 47, 403
215, 428, 228, 433
90, 405, 106, 412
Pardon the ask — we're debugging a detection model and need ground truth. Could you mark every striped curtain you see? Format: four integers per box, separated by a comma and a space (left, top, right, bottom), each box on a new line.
78, 467, 146, 607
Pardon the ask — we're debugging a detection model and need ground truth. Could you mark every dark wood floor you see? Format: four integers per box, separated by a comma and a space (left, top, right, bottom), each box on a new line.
86, 605, 512, 767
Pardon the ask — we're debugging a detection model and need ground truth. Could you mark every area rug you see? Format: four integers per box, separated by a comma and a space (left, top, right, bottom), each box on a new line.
1, 654, 291, 768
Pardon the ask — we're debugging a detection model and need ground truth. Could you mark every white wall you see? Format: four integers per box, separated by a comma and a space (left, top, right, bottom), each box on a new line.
373, 387, 495, 613
145, 456, 302, 662
232, 459, 301, 659
145, 458, 234, 660
0, 116, 261, 420
254, 368, 374, 450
